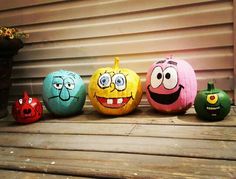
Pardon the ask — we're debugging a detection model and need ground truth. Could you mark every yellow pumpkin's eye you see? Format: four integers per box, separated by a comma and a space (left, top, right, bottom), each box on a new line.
112, 73, 126, 91
207, 94, 218, 104
98, 73, 111, 89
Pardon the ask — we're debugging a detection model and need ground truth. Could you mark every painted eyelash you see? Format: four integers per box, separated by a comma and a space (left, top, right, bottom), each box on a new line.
113, 71, 128, 76
99, 70, 114, 76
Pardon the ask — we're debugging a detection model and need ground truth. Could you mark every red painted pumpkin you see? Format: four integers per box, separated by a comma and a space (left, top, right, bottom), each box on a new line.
146, 57, 197, 113
12, 92, 43, 123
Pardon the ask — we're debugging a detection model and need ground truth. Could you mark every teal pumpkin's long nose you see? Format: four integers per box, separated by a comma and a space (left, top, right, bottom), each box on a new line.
59, 86, 70, 101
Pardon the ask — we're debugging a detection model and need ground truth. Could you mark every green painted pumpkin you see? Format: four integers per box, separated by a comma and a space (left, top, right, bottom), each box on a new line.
88, 57, 143, 115
194, 82, 231, 121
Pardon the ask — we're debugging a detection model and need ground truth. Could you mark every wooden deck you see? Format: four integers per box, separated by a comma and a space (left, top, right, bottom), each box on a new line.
0, 107, 235, 178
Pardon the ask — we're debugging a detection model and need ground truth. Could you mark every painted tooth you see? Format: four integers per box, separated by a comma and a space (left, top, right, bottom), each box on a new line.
117, 98, 123, 104
207, 106, 220, 110
107, 99, 113, 104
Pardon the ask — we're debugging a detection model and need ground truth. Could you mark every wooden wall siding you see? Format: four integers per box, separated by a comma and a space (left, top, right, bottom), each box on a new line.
234, 0, 236, 103
0, 0, 234, 105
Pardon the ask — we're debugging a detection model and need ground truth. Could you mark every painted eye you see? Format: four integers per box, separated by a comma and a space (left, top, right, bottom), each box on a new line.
112, 74, 126, 91
151, 66, 163, 88
28, 98, 32, 104
65, 83, 75, 90
98, 73, 111, 88
163, 67, 178, 89
19, 99, 23, 104
53, 83, 63, 90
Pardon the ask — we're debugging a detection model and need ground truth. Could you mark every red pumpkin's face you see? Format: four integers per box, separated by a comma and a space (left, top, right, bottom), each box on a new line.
12, 92, 43, 124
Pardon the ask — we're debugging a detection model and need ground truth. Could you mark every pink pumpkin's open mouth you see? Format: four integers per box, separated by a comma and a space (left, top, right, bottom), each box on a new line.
96, 96, 131, 108
148, 84, 184, 105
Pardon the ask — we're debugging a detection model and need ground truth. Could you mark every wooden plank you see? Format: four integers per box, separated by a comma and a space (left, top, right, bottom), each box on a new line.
233, 0, 236, 104
2, 107, 236, 126
14, 26, 233, 62
9, 74, 234, 93
0, 0, 219, 27
0, 123, 136, 136
9, 76, 234, 94
129, 124, 236, 140
13, 47, 233, 65
23, 3, 233, 43
0, 0, 64, 11
0, 122, 235, 141
0, 169, 85, 179
11, 53, 234, 78
0, 147, 235, 178
0, 133, 235, 160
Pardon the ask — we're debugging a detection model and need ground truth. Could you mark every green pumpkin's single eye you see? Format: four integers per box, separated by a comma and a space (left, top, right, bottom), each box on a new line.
207, 94, 218, 104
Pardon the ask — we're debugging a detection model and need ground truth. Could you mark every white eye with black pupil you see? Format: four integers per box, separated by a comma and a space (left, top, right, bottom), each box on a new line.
150, 66, 163, 88
65, 83, 75, 90
98, 73, 111, 88
112, 74, 126, 91
53, 83, 63, 90
163, 67, 178, 89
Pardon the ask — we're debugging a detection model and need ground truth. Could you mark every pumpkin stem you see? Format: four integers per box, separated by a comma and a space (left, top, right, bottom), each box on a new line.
23, 91, 29, 98
207, 82, 215, 91
113, 57, 120, 70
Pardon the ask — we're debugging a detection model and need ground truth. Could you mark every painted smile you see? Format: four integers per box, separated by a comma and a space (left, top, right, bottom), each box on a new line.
148, 84, 184, 105
96, 96, 132, 108
206, 106, 221, 116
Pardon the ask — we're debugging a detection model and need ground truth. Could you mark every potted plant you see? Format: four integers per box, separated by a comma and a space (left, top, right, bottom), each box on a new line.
0, 27, 28, 118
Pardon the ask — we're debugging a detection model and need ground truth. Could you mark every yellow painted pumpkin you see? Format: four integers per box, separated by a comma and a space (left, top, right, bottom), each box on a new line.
88, 57, 143, 115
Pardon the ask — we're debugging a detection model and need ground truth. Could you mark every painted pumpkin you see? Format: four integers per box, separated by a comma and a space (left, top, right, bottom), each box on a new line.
42, 70, 86, 116
194, 82, 231, 121
88, 57, 142, 115
12, 91, 43, 124
146, 57, 197, 113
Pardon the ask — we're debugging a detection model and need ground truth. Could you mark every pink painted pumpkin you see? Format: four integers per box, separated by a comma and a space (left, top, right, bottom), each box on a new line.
146, 57, 197, 113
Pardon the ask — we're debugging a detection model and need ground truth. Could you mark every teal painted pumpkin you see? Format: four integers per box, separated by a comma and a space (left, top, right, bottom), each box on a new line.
42, 70, 86, 116
194, 82, 231, 121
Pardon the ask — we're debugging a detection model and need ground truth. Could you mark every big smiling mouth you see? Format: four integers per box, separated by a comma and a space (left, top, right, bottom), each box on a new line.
148, 84, 184, 105
96, 96, 132, 108
206, 106, 221, 116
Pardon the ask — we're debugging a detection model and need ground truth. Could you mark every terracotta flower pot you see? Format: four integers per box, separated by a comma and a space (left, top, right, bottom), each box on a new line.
0, 38, 23, 118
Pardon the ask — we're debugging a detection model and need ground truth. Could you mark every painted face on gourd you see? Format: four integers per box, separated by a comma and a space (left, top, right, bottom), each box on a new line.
194, 82, 231, 121
42, 70, 86, 116
146, 58, 197, 113
88, 57, 142, 115
12, 92, 43, 124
